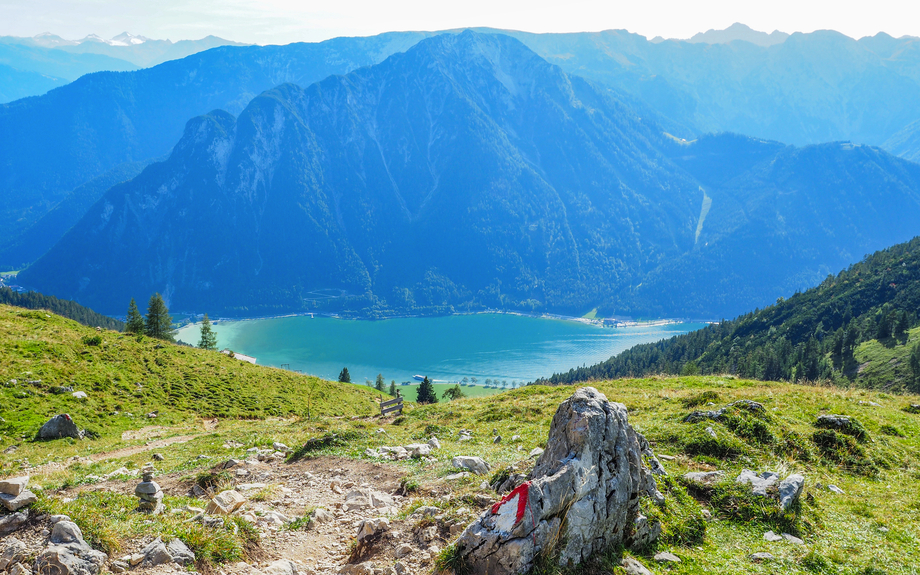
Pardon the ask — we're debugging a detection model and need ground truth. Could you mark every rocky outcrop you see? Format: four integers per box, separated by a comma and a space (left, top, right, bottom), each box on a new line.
35, 521, 108, 575
456, 387, 664, 575
38, 414, 84, 440
0, 511, 28, 535
140, 538, 195, 567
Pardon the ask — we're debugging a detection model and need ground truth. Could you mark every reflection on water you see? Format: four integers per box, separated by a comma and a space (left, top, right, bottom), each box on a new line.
177, 314, 703, 385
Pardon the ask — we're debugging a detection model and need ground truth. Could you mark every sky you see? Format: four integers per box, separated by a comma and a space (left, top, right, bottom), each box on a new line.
0, 0, 917, 45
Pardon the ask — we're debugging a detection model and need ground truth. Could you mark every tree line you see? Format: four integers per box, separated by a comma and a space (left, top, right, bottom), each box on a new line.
0, 286, 124, 330
125, 293, 218, 351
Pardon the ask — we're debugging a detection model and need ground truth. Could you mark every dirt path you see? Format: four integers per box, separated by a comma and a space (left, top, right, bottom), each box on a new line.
89, 434, 204, 462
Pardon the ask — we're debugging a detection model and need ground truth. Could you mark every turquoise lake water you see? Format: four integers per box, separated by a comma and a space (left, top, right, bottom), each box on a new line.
176, 314, 704, 385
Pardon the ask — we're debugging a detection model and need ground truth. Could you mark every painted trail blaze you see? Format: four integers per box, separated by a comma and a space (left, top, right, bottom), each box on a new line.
491, 480, 531, 525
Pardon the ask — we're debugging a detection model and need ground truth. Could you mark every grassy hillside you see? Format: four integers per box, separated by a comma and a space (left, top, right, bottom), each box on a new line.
3, 305, 920, 574
0, 303, 381, 441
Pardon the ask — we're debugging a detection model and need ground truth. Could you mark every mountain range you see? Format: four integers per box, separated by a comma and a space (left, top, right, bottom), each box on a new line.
5, 25, 920, 269
0, 33, 245, 102
18, 32, 920, 320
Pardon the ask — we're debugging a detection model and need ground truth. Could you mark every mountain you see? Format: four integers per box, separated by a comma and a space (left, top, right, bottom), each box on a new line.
19, 33, 920, 322
18, 31, 704, 315
883, 118, 920, 163
687, 23, 790, 47
0, 32, 245, 68
542, 236, 920, 392
0, 42, 137, 102
0, 32, 431, 253
494, 28, 920, 148
609, 134, 920, 318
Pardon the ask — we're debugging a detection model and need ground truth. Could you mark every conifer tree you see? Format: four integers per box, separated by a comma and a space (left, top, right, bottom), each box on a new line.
338, 367, 351, 383
389, 380, 397, 397
198, 313, 218, 350
145, 293, 175, 341
417, 376, 438, 404
125, 298, 145, 334
375, 373, 386, 393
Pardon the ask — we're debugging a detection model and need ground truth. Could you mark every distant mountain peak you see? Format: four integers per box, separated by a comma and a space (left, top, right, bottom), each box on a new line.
110, 32, 151, 46
687, 22, 789, 47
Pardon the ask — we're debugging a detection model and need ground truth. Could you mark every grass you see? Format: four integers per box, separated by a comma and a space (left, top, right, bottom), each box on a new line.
3, 306, 920, 574
0, 303, 383, 441
852, 326, 920, 390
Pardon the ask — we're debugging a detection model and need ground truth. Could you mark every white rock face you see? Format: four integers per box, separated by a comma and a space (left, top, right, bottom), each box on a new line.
778, 474, 805, 512
735, 469, 780, 496
457, 387, 663, 575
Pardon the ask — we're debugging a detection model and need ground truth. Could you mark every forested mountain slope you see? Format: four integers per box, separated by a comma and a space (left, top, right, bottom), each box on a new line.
19, 33, 920, 321
543, 236, 920, 391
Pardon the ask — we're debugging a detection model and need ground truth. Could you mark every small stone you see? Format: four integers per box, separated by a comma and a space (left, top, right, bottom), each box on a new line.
782, 533, 804, 545
763, 531, 783, 542
110, 560, 129, 573
828, 484, 844, 494
356, 517, 389, 542
443, 472, 470, 481
682, 471, 723, 485
493, 436, 501, 444
427, 437, 441, 450
206, 490, 246, 514
621, 557, 652, 575
528, 448, 544, 458
778, 473, 805, 512
0, 476, 29, 496
0, 490, 37, 512
736, 469, 780, 496
705, 426, 717, 439
452, 456, 490, 475
272, 442, 291, 452
312, 508, 334, 523
657, 454, 676, 461
0, 537, 26, 570
152, 453, 165, 461
653, 552, 681, 563
9, 563, 30, 575
750, 552, 775, 562
0, 511, 28, 535
395, 544, 412, 558
72, 391, 88, 399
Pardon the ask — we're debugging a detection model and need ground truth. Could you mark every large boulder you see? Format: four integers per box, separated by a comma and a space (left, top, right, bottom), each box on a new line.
34, 521, 108, 575
0, 476, 29, 496
206, 490, 246, 515
457, 387, 663, 575
452, 456, 490, 475
140, 538, 195, 567
38, 414, 83, 440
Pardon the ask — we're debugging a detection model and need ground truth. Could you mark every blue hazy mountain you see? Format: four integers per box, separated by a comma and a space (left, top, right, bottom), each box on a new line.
0, 32, 431, 251
685, 23, 789, 47
18, 33, 920, 321
5, 26, 920, 265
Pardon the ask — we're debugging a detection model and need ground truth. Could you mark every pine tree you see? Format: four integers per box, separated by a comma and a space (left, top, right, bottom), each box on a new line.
145, 293, 175, 341
125, 298, 145, 334
375, 373, 386, 393
416, 376, 438, 404
389, 380, 397, 396
198, 313, 218, 350
338, 367, 351, 383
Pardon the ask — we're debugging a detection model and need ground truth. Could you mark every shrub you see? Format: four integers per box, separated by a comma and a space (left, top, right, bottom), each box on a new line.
288, 430, 364, 461
812, 429, 879, 476
81, 335, 103, 346
879, 424, 904, 437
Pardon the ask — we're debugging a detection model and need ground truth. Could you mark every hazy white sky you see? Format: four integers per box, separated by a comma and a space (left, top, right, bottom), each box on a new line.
0, 0, 917, 44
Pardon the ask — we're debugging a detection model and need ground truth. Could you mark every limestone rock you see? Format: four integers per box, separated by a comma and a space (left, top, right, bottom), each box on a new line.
783, 533, 804, 545
140, 538, 195, 566
0, 476, 29, 496
682, 471, 723, 485
0, 511, 28, 535
828, 484, 844, 495
621, 557, 652, 575
763, 531, 783, 542
778, 474, 805, 512
9, 562, 30, 575
263, 559, 302, 575
750, 552, 775, 562
654, 552, 681, 563
38, 414, 83, 440
457, 387, 664, 575
312, 508, 334, 523
337, 562, 374, 575
36, 522, 108, 575
0, 537, 26, 570
405, 444, 431, 458
427, 437, 441, 450
356, 517, 389, 542
452, 456, 490, 475
0, 490, 36, 512
394, 544, 412, 558
735, 470, 780, 496
528, 448, 544, 459
206, 490, 246, 514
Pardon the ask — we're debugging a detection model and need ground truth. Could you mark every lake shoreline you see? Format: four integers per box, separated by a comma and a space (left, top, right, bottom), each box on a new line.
180, 308, 714, 330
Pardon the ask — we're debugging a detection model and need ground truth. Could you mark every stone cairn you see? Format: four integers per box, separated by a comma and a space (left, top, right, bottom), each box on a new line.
135, 465, 164, 515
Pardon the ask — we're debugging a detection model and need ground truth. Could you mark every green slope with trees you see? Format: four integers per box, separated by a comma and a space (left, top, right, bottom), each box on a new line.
542, 236, 920, 391
0, 286, 123, 330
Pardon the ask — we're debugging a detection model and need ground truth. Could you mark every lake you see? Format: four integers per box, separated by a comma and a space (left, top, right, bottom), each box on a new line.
177, 314, 704, 386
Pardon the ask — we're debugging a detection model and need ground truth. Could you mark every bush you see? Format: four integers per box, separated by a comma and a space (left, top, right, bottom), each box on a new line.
669, 423, 748, 459
288, 431, 364, 461
812, 429, 879, 476
81, 335, 103, 346
879, 424, 904, 437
